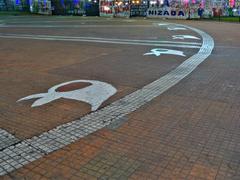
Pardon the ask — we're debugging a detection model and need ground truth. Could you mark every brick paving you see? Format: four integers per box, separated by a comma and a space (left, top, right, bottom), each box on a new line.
0, 17, 240, 179
3, 93, 240, 179
0, 21, 213, 176
0, 21, 198, 139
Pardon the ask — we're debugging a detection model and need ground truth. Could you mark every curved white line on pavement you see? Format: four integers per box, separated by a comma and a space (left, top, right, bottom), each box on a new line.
172, 35, 200, 40
168, 27, 187, 31
0, 23, 214, 176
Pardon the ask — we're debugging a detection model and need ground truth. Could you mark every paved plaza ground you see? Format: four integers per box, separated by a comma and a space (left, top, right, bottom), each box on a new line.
0, 16, 240, 179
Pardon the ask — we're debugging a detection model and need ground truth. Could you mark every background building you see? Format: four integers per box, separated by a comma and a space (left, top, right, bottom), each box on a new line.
0, 0, 30, 11
0, 0, 239, 17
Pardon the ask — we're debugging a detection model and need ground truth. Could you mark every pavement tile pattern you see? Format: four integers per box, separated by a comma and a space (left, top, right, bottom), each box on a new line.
3, 93, 240, 179
0, 18, 240, 179
0, 23, 214, 177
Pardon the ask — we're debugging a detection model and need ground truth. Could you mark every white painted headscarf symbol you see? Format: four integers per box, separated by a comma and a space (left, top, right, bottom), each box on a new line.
172, 35, 200, 40
144, 48, 186, 57
17, 80, 117, 111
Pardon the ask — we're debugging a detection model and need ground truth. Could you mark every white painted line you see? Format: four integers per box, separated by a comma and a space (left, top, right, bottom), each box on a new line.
158, 23, 170, 26
3, 19, 121, 24
18, 80, 117, 111
0, 34, 201, 49
0, 23, 214, 176
168, 27, 187, 31
144, 48, 186, 57
0, 24, 153, 28
0, 33, 201, 45
8, 33, 201, 45
172, 35, 200, 40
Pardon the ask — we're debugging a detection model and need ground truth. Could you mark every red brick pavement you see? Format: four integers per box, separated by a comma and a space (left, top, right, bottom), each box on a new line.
3, 92, 240, 179
1, 18, 240, 179
0, 36, 189, 139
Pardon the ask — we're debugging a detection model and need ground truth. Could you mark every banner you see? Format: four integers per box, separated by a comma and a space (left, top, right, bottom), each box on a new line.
100, 1, 114, 16
147, 7, 188, 19
100, 1, 130, 17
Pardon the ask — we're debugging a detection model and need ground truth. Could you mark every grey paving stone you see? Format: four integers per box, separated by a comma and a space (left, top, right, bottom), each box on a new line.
0, 128, 20, 150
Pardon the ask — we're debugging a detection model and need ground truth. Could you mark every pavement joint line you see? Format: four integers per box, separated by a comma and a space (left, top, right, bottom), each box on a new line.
0, 23, 214, 176
0, 34, 201, 49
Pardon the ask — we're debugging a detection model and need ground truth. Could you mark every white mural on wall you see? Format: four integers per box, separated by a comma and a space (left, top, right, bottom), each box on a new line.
172, 35, 200, 40
144, 48, 186, 57
167, 27, 187, 31
17, 80, 117, 111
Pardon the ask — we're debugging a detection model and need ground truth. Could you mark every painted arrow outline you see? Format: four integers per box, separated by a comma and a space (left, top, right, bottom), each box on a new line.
0, 23, 214, 176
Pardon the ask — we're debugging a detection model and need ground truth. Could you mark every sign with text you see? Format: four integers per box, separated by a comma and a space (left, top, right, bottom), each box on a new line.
147, 7, 188, 19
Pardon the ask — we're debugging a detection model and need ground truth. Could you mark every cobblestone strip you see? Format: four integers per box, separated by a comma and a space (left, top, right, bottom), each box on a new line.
0, 129, 20, 151
0, 24, 214, 176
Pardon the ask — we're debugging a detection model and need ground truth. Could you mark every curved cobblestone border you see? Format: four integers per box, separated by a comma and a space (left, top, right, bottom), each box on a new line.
0, 129, 19, 151
0, 23, 214, 176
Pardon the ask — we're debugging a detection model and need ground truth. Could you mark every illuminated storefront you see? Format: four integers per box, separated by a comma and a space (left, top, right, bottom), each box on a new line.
98, 0, 212, 18
99, 0, 114, 16
99, 0, 130, 16
28, 0, 99, 15
0, 0, 30, 11
29, 0, 52, 14
130, 0, 148, 16
50, 0, 98, 15
114, 0, 130, 17
99, 0, 149, 17
146, 0, 203, 18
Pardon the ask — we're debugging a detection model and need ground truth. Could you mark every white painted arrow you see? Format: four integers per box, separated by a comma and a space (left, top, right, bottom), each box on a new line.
144, 48, 186, 57
172, 35, 200, 40
17, 80, 117, 111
